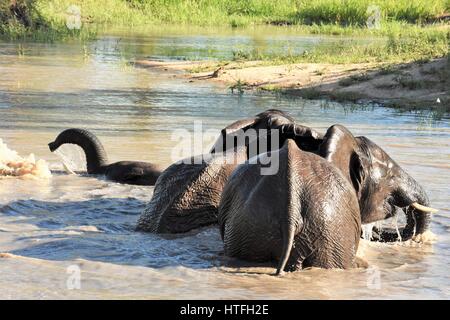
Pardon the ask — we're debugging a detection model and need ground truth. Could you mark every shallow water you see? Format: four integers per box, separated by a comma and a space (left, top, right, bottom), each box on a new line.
0, 26, 449, 299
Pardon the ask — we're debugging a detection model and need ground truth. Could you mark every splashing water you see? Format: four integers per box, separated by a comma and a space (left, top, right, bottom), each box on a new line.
54, 144, 87, 174
361, 222, 382, 241
0, 139, 51, 179
362, 214, 437, 246
361, 223, 374, 241
0, 30, 448, 299
392, 214, 402, 241
411, 230, 438, 244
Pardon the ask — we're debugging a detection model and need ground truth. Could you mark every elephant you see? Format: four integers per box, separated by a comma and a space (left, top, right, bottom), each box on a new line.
218, 124, 437, 274
136, 148, 247, 233
218, 139, 362, 274
317, 125, 436, 242
137, 109, 323, 233
210, 109, 322, 156
48, 128, 162, 185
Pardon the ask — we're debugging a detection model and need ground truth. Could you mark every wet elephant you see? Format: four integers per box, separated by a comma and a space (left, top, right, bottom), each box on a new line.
136, 149, 247, 233
48, 128, 162, 185
218, 125, 436, 274
137, 109, 322, 233
318, 125, 436, 242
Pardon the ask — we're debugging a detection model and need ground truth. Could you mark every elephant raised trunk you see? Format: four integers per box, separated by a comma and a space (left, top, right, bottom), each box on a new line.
49, 128, 161, 185
48, 128, 108, 174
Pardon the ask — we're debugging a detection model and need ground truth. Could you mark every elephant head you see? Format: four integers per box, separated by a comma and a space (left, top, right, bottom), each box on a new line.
210, 109, 323, 156
318, 125, 437, 241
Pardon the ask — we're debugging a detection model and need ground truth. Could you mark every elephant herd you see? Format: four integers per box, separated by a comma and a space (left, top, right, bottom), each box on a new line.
49, 109, 437, 275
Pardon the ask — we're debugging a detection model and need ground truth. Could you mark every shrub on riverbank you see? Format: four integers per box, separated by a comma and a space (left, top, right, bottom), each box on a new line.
0, 0, 95, 41
0, 0, 41, 36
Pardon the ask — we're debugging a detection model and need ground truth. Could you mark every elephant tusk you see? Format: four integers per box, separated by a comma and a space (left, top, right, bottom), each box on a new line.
411, 202, 438, 213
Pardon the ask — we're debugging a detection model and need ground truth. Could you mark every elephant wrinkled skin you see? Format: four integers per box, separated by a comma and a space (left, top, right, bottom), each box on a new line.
136, 109, 435, 274
136, 149, 247, 233
319, 125, 432, 242
218, 124, 435, 273
218, 139, 361, 274
137, 109, 323, 234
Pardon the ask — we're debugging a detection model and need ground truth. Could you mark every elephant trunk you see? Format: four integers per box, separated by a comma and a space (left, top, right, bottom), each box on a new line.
402, 190, 431, 240
48, 128, 108, 174
395, 172, 432, 240
402, 206, 431, 240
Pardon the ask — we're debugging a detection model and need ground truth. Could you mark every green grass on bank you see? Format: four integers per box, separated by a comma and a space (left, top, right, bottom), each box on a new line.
0, 0, 448, 65
1, 0, 449, 39
0, 0, 95, 41
287, 0, 450, 25
229, 28, 449, 65
35, 0, 450, 27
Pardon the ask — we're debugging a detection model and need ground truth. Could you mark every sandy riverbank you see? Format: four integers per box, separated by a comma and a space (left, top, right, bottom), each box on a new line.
135, 58, 449, 110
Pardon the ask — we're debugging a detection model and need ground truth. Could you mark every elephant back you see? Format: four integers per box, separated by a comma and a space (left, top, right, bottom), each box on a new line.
137, 149, 246, 233
218, 139, 361, 270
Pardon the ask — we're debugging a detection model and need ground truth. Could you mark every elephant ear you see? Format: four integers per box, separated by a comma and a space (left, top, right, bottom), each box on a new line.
209, 117, 262, 154
210, 109, 295, 154
318, 125, 366, 192
349, 151, 365, 194
277, 122, 324, 152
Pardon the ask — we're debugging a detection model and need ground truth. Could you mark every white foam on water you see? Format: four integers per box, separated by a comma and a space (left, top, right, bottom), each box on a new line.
0, 139, 51, 179
410, 230, 438, 245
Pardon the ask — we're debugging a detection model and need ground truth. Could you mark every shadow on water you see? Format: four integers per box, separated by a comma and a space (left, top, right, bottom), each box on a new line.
0, 198, 224, 269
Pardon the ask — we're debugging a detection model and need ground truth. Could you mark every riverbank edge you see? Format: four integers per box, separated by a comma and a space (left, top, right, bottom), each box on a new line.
134, 58, 449, 111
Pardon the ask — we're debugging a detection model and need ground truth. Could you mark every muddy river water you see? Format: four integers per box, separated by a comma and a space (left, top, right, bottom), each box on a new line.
0, 26, 449, 299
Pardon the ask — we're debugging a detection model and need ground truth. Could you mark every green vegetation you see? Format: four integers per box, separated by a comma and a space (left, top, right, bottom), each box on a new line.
0, 0, 448, 111
229, 79, 249, 94
287, 0, 450, 26
228, 27, 449, 64
0, 0, 96, 41
1, 0, 449, 40
394, 74, 427, 89
32, 0, 450, 27
284, 87, 365, 102
0, 0, 448, 81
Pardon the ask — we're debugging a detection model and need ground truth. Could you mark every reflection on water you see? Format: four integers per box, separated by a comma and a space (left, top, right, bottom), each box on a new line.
100, 25, 382, 61
0, 26, 449, 299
